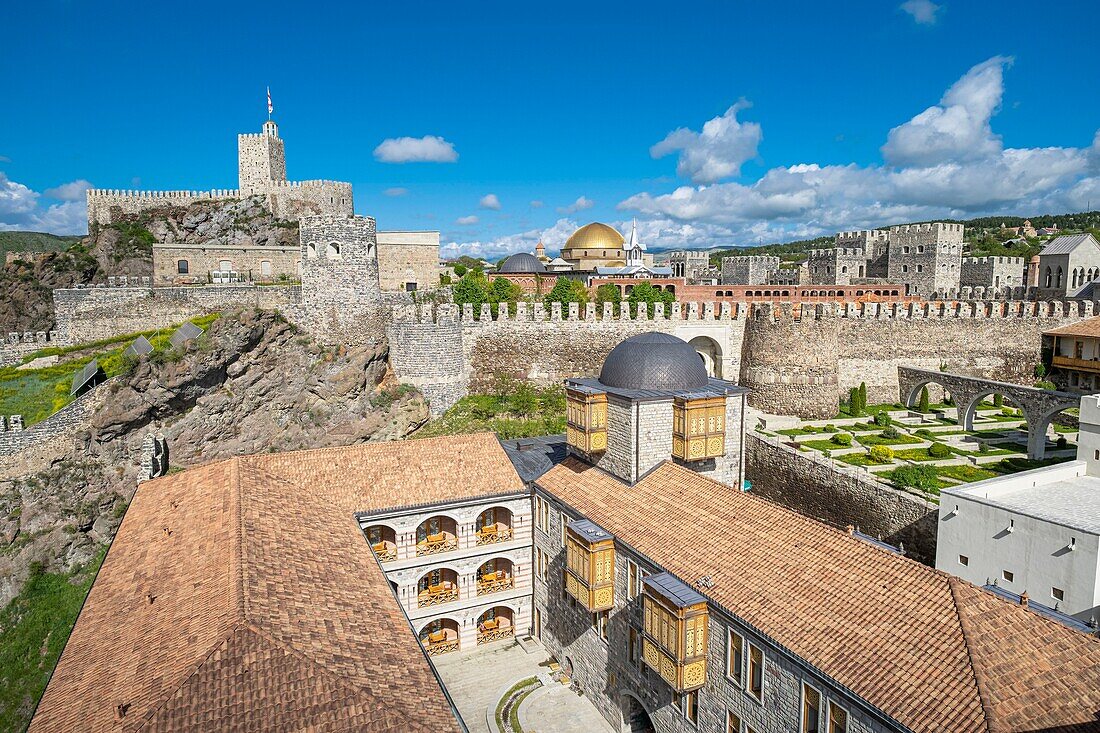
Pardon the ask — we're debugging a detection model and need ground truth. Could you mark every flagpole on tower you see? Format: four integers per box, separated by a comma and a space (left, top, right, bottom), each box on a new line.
266, 87, 273, 120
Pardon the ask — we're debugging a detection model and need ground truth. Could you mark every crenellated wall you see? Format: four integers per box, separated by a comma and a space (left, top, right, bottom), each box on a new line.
387, 299, 1091, 418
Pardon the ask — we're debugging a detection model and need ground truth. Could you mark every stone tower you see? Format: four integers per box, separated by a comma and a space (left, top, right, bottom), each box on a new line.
298, 215, 382, 345
238, 120, 287, 193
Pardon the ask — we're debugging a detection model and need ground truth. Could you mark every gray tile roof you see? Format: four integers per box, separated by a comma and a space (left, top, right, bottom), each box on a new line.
1039, 233, 1099, 256
499, 434, 568, 484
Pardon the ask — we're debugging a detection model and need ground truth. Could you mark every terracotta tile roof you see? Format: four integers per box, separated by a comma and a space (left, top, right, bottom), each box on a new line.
537, 458, 1100, 733
30, 432, 523, 732
1045, 315, 1100, 338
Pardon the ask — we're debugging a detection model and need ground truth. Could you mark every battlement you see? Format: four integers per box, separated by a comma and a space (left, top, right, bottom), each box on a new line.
890, 222, 964, 234
963, 256, 1025, 265
390, 298, 1092, 326
721, 255, 779, 263
835, 230, 889, 241
87, 188, 239, 200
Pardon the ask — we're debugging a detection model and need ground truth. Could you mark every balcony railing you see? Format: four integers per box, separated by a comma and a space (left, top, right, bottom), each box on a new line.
477, 625, 515, 645
371, 541, 397, 563
424, 636, 460, 656
1052, 354, 1100, 373
417, 583, 460, 608
475, 525, 514, 546
416, 534, 458, 557
477, 574, 515, 596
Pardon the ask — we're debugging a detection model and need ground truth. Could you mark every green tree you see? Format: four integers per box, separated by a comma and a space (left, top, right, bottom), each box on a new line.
626, 281, 674, 318
595, 284, 621, 316
892, 464, 940, 490
453, 272, 488, 314
543, 277, 589, 310
993, 393, 1003, 408
848, 387, 861, 416
1034, 362, 1047, 378
918, 386, 930, 412
453, 263, 467, 277
488, 276, 523, 315
858, 383, 868, 414
874, 411, 891, 427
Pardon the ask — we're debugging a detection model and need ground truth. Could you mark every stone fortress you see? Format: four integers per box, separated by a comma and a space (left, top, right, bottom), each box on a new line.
85, 119, 353, 226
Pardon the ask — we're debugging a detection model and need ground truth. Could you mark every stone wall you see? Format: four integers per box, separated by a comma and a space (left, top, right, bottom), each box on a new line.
0, 385, 103, 459
52, 284, 300, 344
887, 223, 964, 296
376, 231, 440, 292
152, 243, 301, 285
961, 256, 1026, 291
745, 432, 938, 563
720, 256, 778, 285
387, 299, 1089, 419
0, 331, 60, 368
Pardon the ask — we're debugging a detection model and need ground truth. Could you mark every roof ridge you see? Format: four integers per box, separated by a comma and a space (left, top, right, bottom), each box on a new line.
246, 431, 500, 465
134, 621, 246, 731
947, 576, 997, 733
230, 457, 246, 620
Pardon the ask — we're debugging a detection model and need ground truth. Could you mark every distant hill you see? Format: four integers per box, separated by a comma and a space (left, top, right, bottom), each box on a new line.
0, 231, 82, 260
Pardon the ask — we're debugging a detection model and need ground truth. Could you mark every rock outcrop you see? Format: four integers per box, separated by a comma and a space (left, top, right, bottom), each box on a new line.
0, 308, 426, 607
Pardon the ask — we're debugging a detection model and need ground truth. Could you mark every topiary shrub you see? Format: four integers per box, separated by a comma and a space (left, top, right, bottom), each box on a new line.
874, 411, 891, 427
978, 442, 990, 454
831, 433, 852, 447
993, 393, 1004, 408
869, 445, 894, 463
892, 464, 940, 490
927, 442, 951, 458
1056, 436, 1068, 449
914, 428, 933, 437
880, 426, 900, 440
918, 385, 930, 412
823, 424, 838, 433
1001, 407, 1014, 417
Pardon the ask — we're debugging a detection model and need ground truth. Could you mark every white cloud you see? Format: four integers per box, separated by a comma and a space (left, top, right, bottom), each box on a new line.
383, 187, 409, 197
616, 57, 1099, 248
443, 218, 579, 261
882, 56, 1010, 167
44, 179, 92, 201
0, 172, 88, 234
0, 155, 11, 163
651, 100, 763, 184
373, 135, 458, 163
557, 196, 594, 214
529, 200, 544, 208
479, 193, 501, 210
456, 215, 480, 225
900, 0, 941, 25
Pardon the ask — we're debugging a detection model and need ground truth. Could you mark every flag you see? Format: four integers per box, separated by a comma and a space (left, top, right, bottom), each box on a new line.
267, 87, 273, 116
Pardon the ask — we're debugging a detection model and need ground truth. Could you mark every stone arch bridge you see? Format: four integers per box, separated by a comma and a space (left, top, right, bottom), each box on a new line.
897, 367, 1080, 459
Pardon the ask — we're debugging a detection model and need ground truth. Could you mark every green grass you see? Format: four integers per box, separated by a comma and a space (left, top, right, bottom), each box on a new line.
890, 447, 950, 462
855, 433, 922, 447
0, 549, 105, 733
834, 402, 905, 419
881, 466, 951, 493
494, 676, 539, 733
835, 452, 893, 467
989, 441, 1027, 453
0, 314, 219, 426
1052, 423, 1078, 434
935, 465, 1000, 483
777, 427, 826, 437
413, 383, 566, 440
799, 437, 854, 452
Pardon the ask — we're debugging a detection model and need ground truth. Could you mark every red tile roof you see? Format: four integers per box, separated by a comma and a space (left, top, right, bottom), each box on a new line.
30, 433, 522, 732
537, 458, 1100, 733
1045, 315, 1100, 339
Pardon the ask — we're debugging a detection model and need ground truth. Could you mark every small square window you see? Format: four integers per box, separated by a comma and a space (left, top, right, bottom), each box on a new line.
1002, 570, 1014, 583
958, 555, 969, 566
1052, 587, 1065, 602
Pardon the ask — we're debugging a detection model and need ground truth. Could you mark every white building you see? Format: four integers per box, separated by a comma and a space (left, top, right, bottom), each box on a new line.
935, 395, 1100, 625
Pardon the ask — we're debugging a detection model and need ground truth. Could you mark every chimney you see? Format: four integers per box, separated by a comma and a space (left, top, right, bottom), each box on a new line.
1019, 591, 1030, 608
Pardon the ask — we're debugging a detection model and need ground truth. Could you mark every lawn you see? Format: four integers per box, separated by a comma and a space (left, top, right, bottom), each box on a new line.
834, 402, 906, 419
935, 465, 1001, 483
989, 441, 1027, 453
1052, 423, 1078, 434
836, 452, 893, 467
412, 381, 566, 440
890, 447, 949, 462
0, 314, 219, 426
0, 549, 105, 733
798, 437, 855, 452
879, 468, 952, 492
777, 427, 826, 437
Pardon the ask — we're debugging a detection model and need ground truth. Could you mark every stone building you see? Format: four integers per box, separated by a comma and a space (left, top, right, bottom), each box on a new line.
887, 222, 964, 296
1045, 316, 1100, 393
375, 230, 441, 292
936, 393, 1100, 624
960, 256, 1027, 295
808, 230, 889, 286
86, 117, 353, 227
667, 250, 711, 281
719, 255, 778, 285
489, 252, 550, 295
152, 243, 301, 284
1035, 233, 1100, 299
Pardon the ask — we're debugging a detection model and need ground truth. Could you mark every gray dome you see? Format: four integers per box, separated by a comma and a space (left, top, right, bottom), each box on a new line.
599, 332, 709, 391
498, 253, 546, 273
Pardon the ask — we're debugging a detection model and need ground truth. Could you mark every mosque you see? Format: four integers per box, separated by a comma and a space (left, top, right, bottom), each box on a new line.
27, 332, 1100, 732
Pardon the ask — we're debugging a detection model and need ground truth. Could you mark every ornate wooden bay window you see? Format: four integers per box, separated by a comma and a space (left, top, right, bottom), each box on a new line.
566, 386, 608, 455
641, 572, 709, 692
563, 519, 615, 611
672, 394, 726, 461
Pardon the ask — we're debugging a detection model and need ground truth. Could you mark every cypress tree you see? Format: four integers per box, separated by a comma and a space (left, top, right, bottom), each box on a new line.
858, 382, 868, 414
918, 386, 930, 412
848, 387, 860, 416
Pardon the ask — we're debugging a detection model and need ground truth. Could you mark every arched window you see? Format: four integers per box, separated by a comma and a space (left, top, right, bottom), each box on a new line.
307, 242, 317, 259
1044, 266, 1052, 288
1056, 267, 1063, 288
177, 259, 189, 275
841, 265, 848, 274
327, 241, 341, 259
260, 260, 272, 277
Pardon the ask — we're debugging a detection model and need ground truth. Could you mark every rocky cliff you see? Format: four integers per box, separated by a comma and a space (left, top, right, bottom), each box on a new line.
0, 308, 426, 608
0, 196, 298, 334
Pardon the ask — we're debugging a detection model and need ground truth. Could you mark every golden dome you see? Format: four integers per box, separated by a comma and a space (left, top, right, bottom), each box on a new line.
564, 222, 624, 252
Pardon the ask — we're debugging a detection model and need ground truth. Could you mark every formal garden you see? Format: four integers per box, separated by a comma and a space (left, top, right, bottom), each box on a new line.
756, 384, 1078, 495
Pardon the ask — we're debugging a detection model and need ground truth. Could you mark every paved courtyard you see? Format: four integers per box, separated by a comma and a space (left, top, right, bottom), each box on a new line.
432, 639, 614, 733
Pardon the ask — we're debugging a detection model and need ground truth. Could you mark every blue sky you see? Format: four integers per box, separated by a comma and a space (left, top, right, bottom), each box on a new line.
2, 0, 1098, 259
